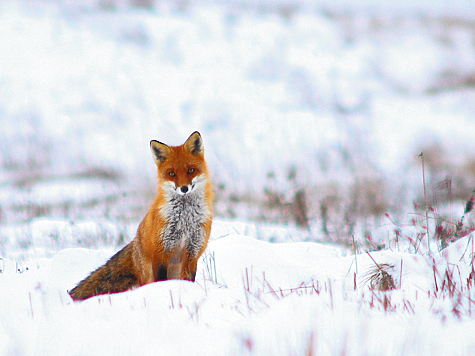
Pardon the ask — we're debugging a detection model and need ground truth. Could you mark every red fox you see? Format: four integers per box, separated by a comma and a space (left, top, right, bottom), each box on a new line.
69, 132, 213, 301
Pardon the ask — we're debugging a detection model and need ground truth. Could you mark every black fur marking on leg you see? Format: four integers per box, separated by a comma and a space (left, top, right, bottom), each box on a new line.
190, 270, 196, 282
157, 264, 168, 281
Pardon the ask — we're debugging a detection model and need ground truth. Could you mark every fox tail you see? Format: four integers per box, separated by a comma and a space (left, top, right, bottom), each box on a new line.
69, 244, 139, 301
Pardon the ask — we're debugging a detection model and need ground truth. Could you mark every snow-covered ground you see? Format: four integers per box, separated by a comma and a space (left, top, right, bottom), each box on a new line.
0, 0, 474, 244
1, 0, 475, 354
1, 219, 475, 355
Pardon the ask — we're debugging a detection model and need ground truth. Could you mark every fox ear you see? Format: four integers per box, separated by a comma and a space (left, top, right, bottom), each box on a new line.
184, 131, 204, 156
150, 140, 171, 164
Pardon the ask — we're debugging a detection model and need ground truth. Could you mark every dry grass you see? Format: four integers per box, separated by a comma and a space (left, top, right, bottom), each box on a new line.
362, 263, 396, 292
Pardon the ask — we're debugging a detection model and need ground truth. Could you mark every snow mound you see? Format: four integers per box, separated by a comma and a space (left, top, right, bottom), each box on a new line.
1, 221, 474, 355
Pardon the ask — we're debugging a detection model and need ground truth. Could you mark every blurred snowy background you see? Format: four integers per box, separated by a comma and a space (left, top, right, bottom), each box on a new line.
1, 0, 475, 244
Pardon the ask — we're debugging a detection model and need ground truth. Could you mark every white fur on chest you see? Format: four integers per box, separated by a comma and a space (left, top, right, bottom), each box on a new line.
160, 181, 210, 257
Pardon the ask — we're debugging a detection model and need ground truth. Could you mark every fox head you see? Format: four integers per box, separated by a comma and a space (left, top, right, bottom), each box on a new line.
150, 131, 208, 196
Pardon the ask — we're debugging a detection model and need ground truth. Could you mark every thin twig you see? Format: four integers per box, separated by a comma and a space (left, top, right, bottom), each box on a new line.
399, 259, 403, 289
352, 235, 358, 274
366, 251, 382, 271
419, 152, 432, 255
29, 292, 34, 318
460, 234, 473, 262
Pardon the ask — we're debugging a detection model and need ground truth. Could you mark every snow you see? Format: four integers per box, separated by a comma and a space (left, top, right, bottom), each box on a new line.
1, 219, 475, 355
2, 0, 475, 354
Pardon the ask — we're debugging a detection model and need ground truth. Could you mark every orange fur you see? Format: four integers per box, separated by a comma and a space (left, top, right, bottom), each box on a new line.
69, 132, 213, 301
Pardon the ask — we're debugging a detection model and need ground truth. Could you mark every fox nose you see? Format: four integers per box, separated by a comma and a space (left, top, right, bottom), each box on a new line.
180, 186, 189, 194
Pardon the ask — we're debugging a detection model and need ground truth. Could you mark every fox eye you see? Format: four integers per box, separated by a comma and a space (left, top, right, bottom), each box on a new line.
188, 168, 195, 174
168, 171, 175, 177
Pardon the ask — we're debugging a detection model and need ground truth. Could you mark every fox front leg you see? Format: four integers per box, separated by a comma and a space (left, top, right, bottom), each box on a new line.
182, 257, 198, 282
156, 264, 168, 281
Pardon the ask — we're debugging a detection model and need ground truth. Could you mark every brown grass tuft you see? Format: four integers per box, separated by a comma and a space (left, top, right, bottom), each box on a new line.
363, 263, 396, 291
